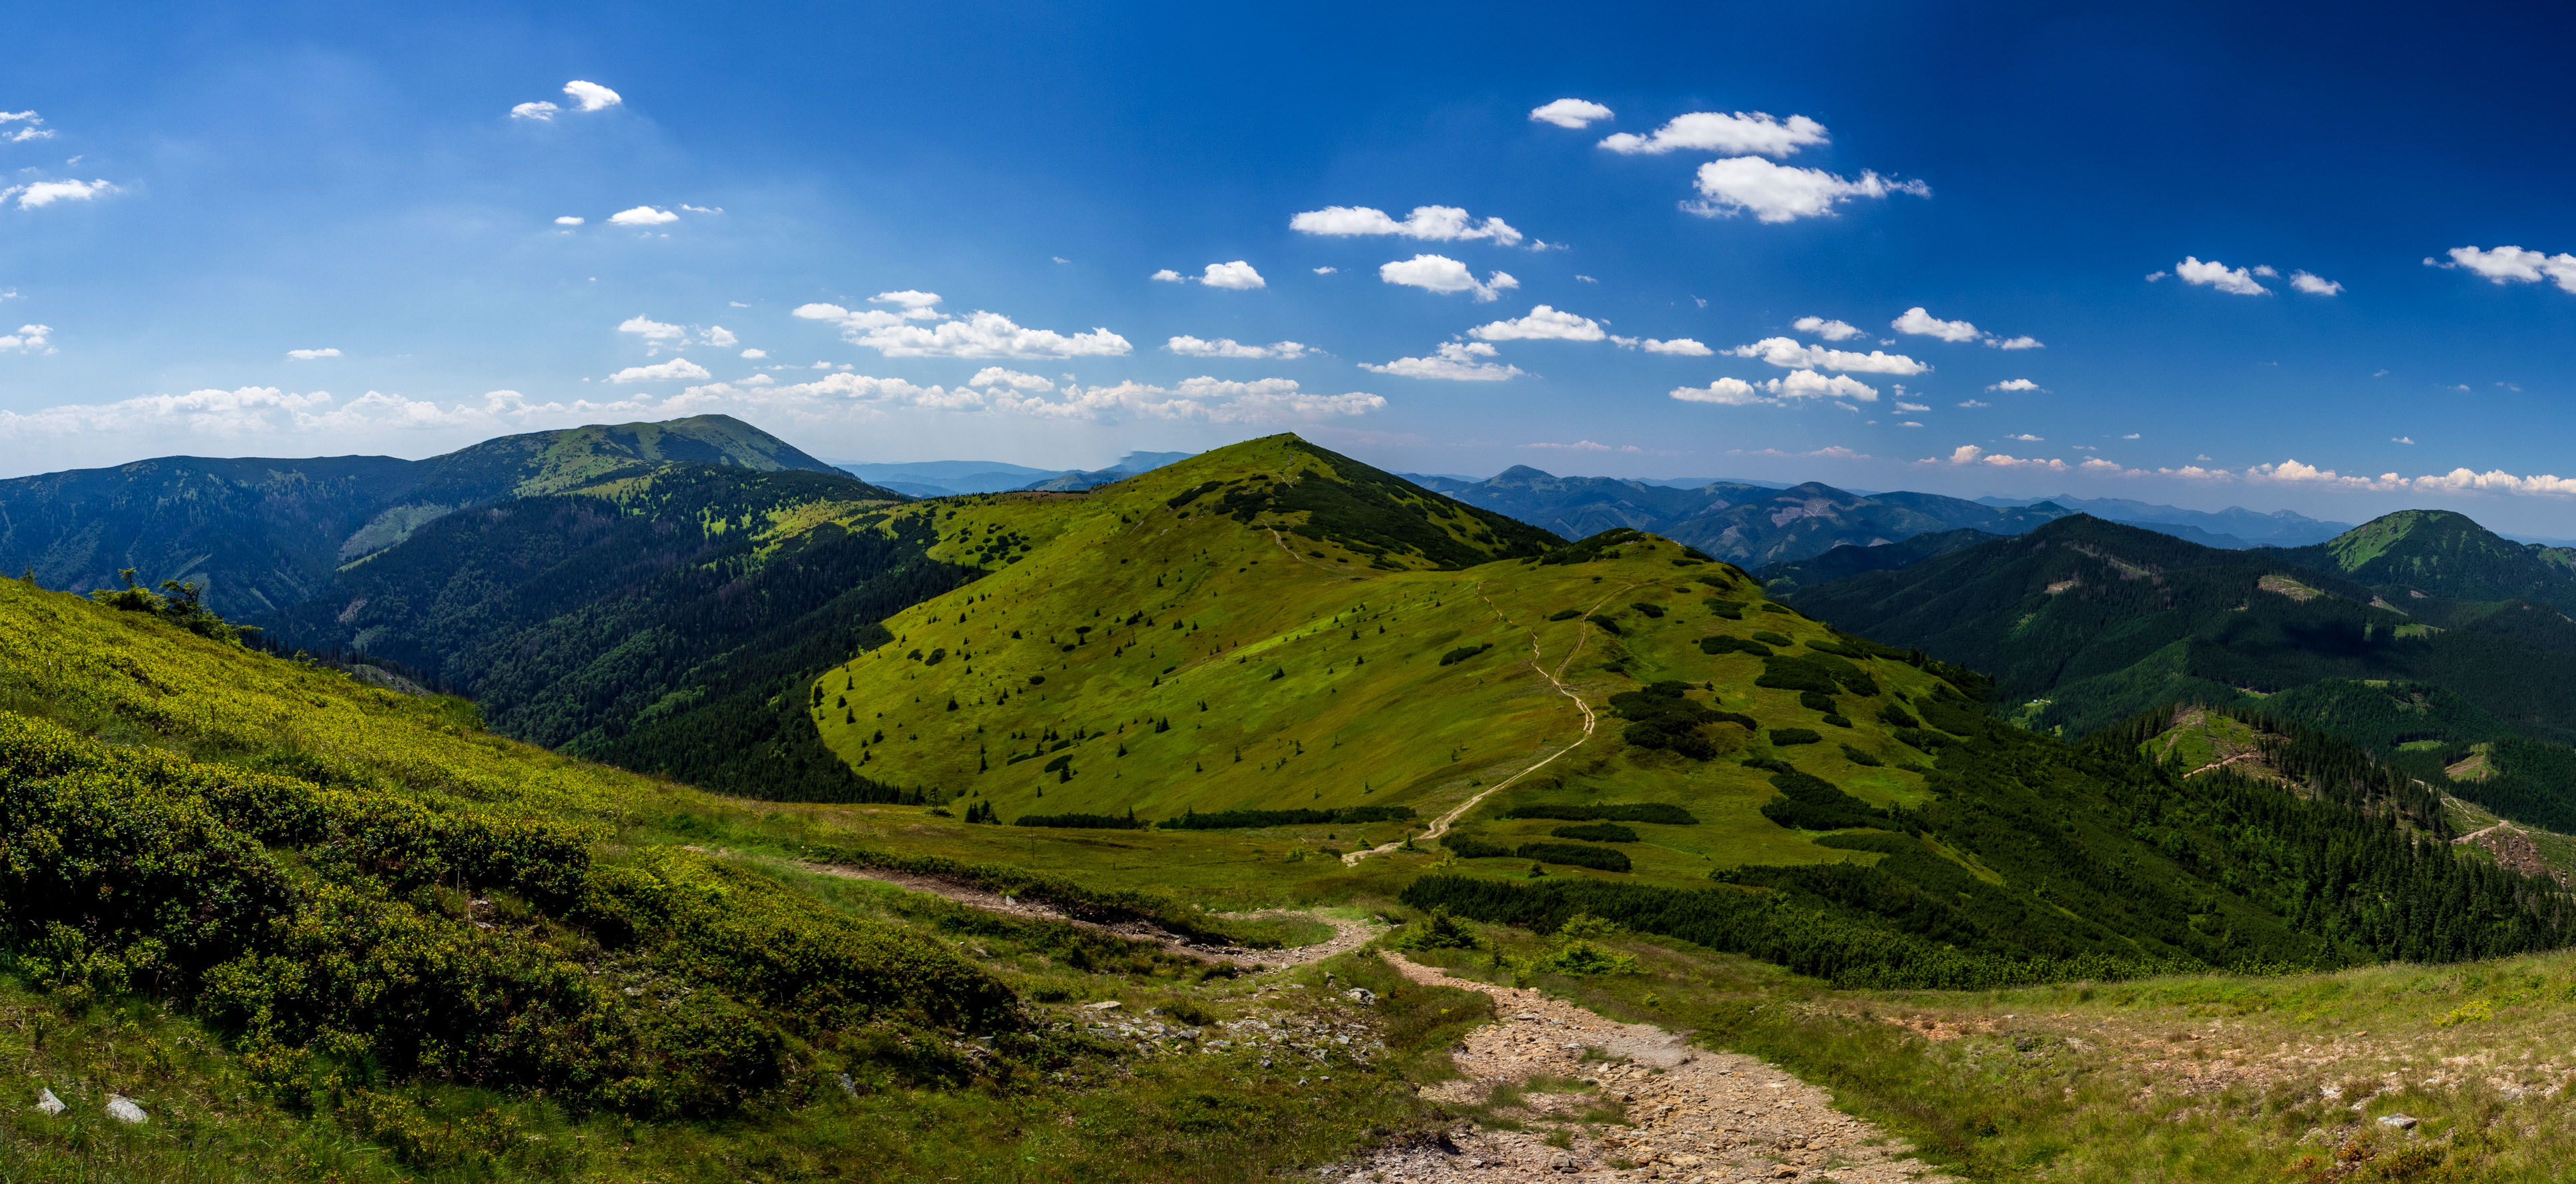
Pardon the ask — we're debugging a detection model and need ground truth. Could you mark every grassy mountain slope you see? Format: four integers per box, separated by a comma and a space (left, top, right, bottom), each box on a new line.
795, 438, 2572, 988
264, 461, 944, 802
1755, 527, 2003, 593
2278, 508, 2576, 612
0, 414, 840, 615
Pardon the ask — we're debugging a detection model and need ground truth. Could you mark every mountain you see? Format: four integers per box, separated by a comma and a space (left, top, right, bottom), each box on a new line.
838, 450, 1199, 497
2275, 509, 2576, 611
1975, 493, 2350, 547
1783, 512, 2576, 832
1753, 527, 2003, 593
261, 458, 934, 802
1423, 467, 2078, 566
0, 414, 840, 615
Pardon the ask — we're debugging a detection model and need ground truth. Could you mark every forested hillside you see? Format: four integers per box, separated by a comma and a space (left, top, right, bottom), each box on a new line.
0, 414, 842, 615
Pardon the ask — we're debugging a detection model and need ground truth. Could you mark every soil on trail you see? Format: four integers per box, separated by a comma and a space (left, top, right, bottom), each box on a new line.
1319, 954, 1954, 1183
804, 862, 1379, 968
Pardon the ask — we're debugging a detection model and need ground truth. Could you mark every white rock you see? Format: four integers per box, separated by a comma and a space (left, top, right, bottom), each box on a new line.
34, 1089, 64, 1115
1083, 1000, 1122, 1010
2378, 1113, 2419, 1130
105, 1095, 146, 1124
1343, 987, 1377, 1004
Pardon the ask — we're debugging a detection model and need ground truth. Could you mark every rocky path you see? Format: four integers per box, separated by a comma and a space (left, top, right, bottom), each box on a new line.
803, 862, 1379, 968
1320, 954, 1953, 1184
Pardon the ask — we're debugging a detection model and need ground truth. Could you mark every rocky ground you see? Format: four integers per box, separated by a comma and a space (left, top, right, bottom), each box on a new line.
1316, 956, 1953, 1184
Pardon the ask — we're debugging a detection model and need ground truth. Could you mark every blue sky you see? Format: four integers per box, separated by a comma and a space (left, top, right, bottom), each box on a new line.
5, 1, 2576, 533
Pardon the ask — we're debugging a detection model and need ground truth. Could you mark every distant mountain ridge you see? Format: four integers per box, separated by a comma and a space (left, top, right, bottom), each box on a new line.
836, 450, 1195, 497
1974, 493, 2350, 547
0, 414, 852, 614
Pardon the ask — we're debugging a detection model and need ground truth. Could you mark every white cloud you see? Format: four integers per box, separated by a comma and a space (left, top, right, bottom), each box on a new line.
1378, 254, 1519, 301
1312, 266, 1337, 275
2441, 246, 2576, 293
618, 316, 689, 343
609, 206, 679, 226
1987, 378, 2041, 392
1726, 336, 1928, 375
2008, 432, 2043, 441
2174, 256, 2270, 295
1900, 420, 1923, 428
1599, 111, 1827, 158
1524, 438, 1616, 451
1895, 400, 1929, 412
2252, 265, 2279, 278
703, 326, 738, 347
739, 373, 773, 386
1151, 269, 1183, 282
1937, 444, 2068, 471
608, 358, 714, 383
1670, 369, 1877, 406
1196, 260, 1266, 290
1684, 158, 1927, 223
2290, 270, 2342, 295
1792, 316, 1865, 341
679, 204, 721, 215
1530, 98, 1614, 129
0, 324, 52, 354
968, 367, 1054, 390
1891, 306, 1981, 342
1576, 274, 1598, 283
1987, 335, 2043, 350
1360, 341, 1523, 381
1957, 398, 1989, 408
4, 179, 117, 210
555, 216, 584, 226
2122, 432, 2140, 439
0, 111, 53, 142
793, 297, 1131, 359
1610, 336, 1713, 356
285, 348, 341, 360
1167, 335, 1311, 359
563, 80, 622, 111
1469, 305, 1604, 342
2393, 436, 2414, 445
1289, 205, 1525, 247
511, 101, 560, 121
740, 348, 766, 359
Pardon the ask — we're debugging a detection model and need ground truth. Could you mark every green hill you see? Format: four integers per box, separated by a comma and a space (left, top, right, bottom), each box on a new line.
2278, 509, 2576, 612
0, 414, 844, 615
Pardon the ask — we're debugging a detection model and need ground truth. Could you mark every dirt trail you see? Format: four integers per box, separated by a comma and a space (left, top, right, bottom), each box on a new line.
803, 862, 1379, 969
1322, 954, 1954, 1183
1344, 584, 1628, 867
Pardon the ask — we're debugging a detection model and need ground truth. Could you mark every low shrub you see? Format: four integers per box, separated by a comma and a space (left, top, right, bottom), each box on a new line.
1514, 842, 1630, 872
1500, 802, 1698, 826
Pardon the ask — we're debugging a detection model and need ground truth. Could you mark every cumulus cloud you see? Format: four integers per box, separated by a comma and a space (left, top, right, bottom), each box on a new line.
1792, 316, 1865, 341
1524, 438, 1618, 451
1312, 266, 1337, 275
1957, 398, 1989, 408
1291, 205, 1527, 247
1684, 158, 1927, 223
1195, 260, 1265, 290
703, 326, 738, 348
740, 348, 766, 359
1469, 305, 1604, 342
511, 101, 561, 121
968, 367, 1055, 390
2290, 270, 2342, 295
1378, 254, 1520, 301
1895, 401, 1929, 412
1610, 336, 1713, 356
727, 371, 1381, 424
618, 316, 689, 343
2008, 433, 2043, 442
608, 358, 714, 383
1935, 444, 2068, 471
1530, 99, 1614, 129
1987, 378, 2041, 392
1151, 269, 1183, 282
1987, 335, 2043, 350
1726, 336, 1928, 375
1599, 111, 1827, 157
564, 81, 621, 111
285, 348, 341, 360
2439, 246, 2576, 293
3, 179, 117, 209
793, 295, 1131, 359
609, 206, 679, 226
1670, 370, 1877, 406
2174, 256, 2270, 295
555, 216, 584, 226
1360, 342, 1523, 381
2393, 435, 2414, 445
1891, 306, 1981, 342
1167, 336, 1311, 360
0, 324, 52, 354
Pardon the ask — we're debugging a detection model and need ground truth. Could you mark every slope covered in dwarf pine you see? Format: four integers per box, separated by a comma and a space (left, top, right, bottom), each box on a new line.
2277, 509, 2576, 612
809, 439, 2576, 988
264, 461, 954, 802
